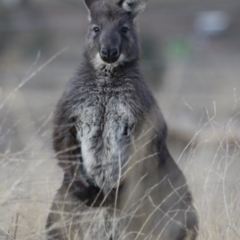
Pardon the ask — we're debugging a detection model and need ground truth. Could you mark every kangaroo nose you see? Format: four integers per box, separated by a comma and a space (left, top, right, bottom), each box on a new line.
110, 48, 119, 58
101, 47, 109, 58
100, 47, 120, 63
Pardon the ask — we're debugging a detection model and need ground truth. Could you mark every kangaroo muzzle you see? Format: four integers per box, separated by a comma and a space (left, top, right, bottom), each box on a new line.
100, 46, 120, 64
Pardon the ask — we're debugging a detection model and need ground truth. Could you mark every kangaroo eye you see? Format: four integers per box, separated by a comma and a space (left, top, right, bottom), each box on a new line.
121, 27, 129, 33
93, 27, 100, 33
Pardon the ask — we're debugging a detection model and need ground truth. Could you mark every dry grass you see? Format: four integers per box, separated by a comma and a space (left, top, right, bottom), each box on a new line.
0, 53, 240, 240
178, 114, 240, 240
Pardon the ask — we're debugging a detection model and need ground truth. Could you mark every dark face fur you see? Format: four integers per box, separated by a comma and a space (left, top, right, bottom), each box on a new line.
84, 0, 140, 69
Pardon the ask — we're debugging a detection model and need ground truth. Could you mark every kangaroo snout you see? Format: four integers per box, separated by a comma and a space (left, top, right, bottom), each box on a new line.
100, 47, 120, 63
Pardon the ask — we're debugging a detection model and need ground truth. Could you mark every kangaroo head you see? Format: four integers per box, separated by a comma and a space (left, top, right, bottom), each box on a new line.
84, 0, 148, 69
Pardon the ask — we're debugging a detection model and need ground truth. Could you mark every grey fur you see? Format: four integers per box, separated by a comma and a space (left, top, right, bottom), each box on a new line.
46, 0, 198, 239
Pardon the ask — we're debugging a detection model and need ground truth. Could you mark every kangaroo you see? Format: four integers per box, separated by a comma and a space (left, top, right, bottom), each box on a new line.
46, 0, 198, 239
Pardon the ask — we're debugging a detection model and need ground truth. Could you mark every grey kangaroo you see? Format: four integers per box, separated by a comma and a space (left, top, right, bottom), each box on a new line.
46, 0, 198, 239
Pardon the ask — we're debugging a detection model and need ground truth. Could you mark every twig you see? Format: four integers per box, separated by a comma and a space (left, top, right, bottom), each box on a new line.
13, 213, 19, 240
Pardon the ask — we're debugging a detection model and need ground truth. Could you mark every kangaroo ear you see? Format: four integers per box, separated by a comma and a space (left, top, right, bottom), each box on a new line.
84, 0, 100, 10
117, 0, 148, 17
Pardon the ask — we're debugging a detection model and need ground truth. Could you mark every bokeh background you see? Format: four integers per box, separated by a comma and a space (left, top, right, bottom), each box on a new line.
0, 0, 240, 239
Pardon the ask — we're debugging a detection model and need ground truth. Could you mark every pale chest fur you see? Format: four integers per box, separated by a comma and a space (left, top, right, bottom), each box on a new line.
74, 82, 137, 194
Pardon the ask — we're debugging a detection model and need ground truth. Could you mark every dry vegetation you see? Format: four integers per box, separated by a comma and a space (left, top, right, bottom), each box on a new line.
0, 51, 240, 240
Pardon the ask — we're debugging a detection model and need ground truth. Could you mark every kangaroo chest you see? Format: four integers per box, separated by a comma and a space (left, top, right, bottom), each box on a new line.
75, 83, 137, 193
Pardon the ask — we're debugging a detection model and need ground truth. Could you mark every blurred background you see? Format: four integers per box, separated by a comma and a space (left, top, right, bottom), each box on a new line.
0, 0, 240, 239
